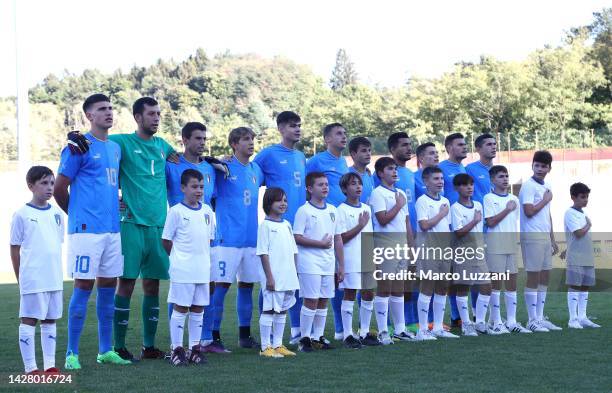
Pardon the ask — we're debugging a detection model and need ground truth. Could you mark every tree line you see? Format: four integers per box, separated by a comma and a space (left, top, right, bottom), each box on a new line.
0, 9, 610, 161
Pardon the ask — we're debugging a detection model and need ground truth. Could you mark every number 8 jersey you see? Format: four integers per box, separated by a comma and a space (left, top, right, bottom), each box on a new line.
58, 132, 121, 234
214, 157, 264, 247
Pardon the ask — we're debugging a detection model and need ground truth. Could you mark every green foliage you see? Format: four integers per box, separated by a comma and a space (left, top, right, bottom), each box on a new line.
0, 9, 610, 161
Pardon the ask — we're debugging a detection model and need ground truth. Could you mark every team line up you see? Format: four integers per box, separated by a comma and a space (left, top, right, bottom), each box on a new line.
10, 94, 600, 373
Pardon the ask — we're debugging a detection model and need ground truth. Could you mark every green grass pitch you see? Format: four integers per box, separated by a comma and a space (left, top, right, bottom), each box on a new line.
0, 282, 610, 392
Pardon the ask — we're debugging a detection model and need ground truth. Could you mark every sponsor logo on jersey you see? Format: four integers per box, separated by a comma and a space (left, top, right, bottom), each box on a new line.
92, 153, 101, 159
55, 214, 61, 226
279, 159, 288, 165
330, 212, 335, 222
161, 149, 165, 159
251, 175, 257, 184
134, 149, 142, 154
205, 214, 210, 225
206, 174, 211, 183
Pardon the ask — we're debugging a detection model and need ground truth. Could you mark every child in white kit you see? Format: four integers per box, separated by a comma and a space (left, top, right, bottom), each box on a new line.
162, 169, 215, 366
257, 188, 300, 358
10, 166, 64, 374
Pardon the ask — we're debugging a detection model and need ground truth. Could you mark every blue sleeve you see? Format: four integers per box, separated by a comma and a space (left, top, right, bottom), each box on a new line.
372, 173, 381, 187
58, 147, 82, 181
254, 162, 264, 186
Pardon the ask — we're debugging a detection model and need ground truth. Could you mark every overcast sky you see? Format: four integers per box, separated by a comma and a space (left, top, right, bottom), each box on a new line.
0, 0, 608, 97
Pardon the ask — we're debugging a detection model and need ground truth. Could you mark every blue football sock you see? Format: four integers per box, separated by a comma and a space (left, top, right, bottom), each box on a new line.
237, 286, 253, 327
404, 299, 415, 324
212, 286, 229, 331
449, 295, 460, 321
356, 291, 362, 307
428, 297, 434, 323
288, 290, 302, 329
66, 287, 91, 356
410, 291, 419, 324
200, 305, 214, 341
331, 288, 344, 334
470, 287, 479, 309
258, 289, 263, 316
168, 303, 174, 320
96, 287, 115, 354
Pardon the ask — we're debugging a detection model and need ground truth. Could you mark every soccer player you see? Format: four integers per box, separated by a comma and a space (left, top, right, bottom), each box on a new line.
294, 172, 344, 352
519, 150, 561, 332
54, 94, 129, 368
439, 133, 468, 205
369, 157, 414, 344
414, 142, 440, 200
563, 183, 600, 329
415, 166, 457, 340
205, 127, 264, 351
466, 133, 497, 204
110, 97, 176, 361
253, 111, 307, 342
450, 174, 495, 336
484, 166, 531, 334
337, 172, 380, 348
306, 122, 349, 340
438, 132, 468, 326
257, 188, 300, 357
162, 169, 215, 366
348, 136, 374, 203
11, 167, 64, 374
166, 122, 216, 207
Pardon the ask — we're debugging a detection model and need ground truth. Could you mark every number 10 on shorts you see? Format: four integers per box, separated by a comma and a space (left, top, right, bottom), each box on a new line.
74, 255, 90, 274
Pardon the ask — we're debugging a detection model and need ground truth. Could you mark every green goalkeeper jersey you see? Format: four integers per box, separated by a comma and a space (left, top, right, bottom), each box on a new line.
109, 132, 175, 227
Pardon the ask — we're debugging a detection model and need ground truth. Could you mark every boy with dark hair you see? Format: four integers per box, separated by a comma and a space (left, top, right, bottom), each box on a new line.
415, 166, 457, 340
484, 166, 531, 333
369, 157, 414, 344
162, 169, 215, 366
563, 182, 600, 329
294, 172, 345, 352
11, 167, 64, 374
337, 172, 379, 347
519, 150, 560, 332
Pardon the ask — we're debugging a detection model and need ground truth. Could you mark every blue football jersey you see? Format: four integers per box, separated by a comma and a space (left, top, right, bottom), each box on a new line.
349, 167, 374, 203
438, 160, 466, 205
373, 166, 416, 231
214, 157, 263, 247
466, 161, 492, 205
253, 144, 306, 225
165, 155, 216, 207
58, 133, 121, 234
306, 151, 349, 207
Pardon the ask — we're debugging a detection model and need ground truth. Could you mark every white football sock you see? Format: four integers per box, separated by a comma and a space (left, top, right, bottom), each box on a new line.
40, 323, 56, 370
19, 324, 37, 373
313, 308, 328, 339
374, 296, 389, 333
389, 296, 406, 334
417, 293, 431, 332
567, 290, 579, 320
578, 291, 589, 320
359, 300, 373, 337
341, 300, 355, 339
188, 312, 203, 349
432, 294, 446, 331
299, 306, 316, 340
259, 313, 273, 350
524, 288, 538, 321
536, 285, 547, 320
505, 291, 518, 325
475, 294, 490, 324
170, 311, 187, 350
272, 313, 286, 348
489, 290, 501, 324
456, 296, 470, 323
